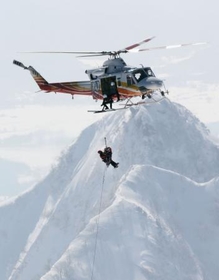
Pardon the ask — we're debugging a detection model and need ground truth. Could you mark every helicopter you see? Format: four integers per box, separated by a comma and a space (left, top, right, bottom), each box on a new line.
13, 36, 205, 113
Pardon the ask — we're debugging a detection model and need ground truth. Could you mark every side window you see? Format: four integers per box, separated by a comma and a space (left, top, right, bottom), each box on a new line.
117, 78, 121, 86
91, 80, 100, 92
127, 75, 133, 86
134, 73, 141, 81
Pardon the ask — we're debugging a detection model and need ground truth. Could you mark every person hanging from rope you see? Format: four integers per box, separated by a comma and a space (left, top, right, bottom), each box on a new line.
98, 147, 119, 168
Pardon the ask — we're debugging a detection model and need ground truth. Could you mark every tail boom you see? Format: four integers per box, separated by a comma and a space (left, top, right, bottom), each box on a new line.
13, 60, 93, 96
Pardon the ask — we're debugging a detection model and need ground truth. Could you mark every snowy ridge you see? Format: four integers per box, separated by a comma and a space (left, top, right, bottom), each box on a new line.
0, 98, 219, 280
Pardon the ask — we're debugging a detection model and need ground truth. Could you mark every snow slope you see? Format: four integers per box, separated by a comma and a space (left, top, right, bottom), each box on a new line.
0, 97, 219, 280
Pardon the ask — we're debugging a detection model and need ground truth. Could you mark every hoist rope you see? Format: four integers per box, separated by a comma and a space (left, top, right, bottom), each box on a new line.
90, 165, 107, 280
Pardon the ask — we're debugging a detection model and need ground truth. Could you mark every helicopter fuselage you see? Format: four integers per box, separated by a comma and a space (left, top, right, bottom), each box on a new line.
13, 57, 166, 103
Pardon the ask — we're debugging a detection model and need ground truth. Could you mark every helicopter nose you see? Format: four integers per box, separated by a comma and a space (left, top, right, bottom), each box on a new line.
144, 77, 163, 90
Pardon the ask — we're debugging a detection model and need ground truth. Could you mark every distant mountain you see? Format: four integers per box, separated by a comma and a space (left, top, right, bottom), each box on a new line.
1, 98, 219, 280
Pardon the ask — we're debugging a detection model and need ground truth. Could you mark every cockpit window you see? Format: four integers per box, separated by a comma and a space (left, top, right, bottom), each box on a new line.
133, 68, 154, 82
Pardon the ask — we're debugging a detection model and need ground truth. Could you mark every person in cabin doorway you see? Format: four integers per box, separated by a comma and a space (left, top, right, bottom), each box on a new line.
109, 78, 120, 102
98, 147, 119, 168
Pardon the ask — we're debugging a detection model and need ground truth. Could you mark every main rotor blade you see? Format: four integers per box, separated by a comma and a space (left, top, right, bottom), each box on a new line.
27, 36, 156, 56
137, 42, 206, 52
76, 53, 111, 58
21, 51, 112, 55
19, 40, 206, 58
119, 36, 155, 53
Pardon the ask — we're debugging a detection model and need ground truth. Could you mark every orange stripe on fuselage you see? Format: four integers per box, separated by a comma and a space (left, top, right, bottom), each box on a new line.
118, 87, 140, 97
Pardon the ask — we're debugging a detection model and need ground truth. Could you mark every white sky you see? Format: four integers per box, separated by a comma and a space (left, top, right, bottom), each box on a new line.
1, 0, 219, 196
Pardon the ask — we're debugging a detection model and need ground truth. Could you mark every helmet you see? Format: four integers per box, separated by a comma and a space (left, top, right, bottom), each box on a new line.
98, 150, 102, 154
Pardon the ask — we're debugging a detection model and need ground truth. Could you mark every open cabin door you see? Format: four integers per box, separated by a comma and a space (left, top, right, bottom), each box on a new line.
100, 76, 118, 97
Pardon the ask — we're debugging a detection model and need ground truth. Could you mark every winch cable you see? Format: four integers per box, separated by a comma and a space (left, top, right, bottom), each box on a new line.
90, 164, 107, 280
104, 136, 107, 148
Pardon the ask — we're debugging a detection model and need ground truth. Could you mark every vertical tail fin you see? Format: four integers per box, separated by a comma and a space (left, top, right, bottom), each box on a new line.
13, 60, 48, 89
28, 66, 48, 87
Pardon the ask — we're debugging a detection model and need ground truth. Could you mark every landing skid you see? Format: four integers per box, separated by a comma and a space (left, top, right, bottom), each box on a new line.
87, 108, 127, 114
87, 97, 165, 113
119, 96, 166, 107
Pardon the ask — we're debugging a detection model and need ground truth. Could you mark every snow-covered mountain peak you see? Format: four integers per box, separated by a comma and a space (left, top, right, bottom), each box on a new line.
1, 98, 219, 280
